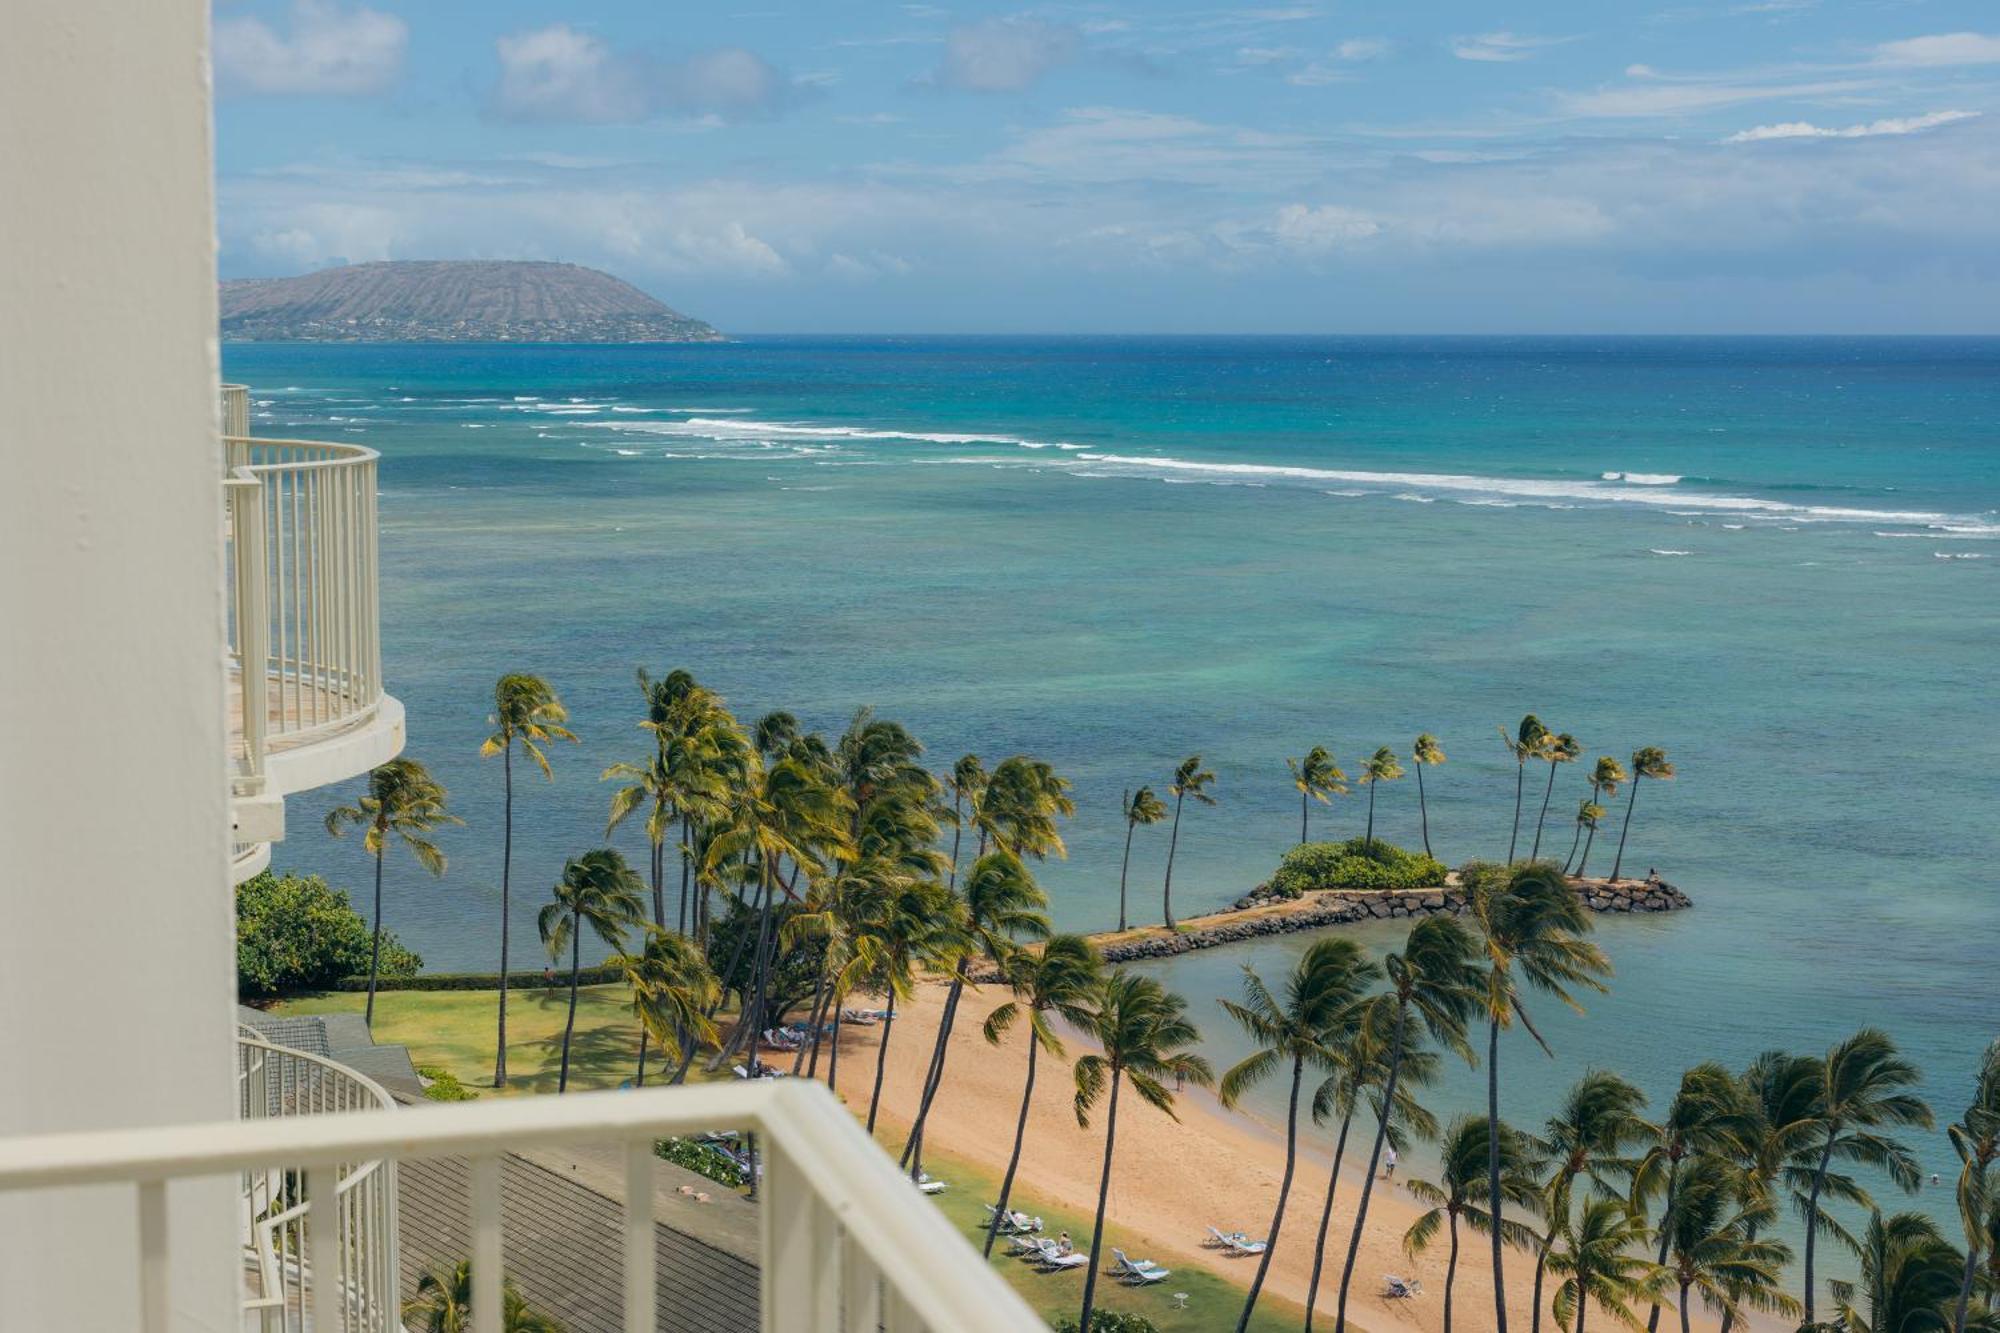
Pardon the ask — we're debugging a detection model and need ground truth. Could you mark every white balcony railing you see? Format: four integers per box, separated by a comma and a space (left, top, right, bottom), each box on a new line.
0, 1078, 1045, 1333
236, 1031, 399, 1331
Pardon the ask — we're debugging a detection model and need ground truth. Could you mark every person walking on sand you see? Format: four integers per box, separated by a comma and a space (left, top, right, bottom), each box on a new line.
1383, 1147, 1398, 1179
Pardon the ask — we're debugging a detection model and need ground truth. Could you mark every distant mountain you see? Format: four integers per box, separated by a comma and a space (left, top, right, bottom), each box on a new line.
219, 260, 723, 343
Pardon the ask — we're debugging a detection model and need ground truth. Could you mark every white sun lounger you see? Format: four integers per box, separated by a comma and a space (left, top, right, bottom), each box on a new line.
1040, 1252, 1089, 1271
1384, 1274, 1423, 1298
1112, 1249, 1171, 1284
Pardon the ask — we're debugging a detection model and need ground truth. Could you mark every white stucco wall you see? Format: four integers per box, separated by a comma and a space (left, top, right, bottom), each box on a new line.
0, 1, 240, 1328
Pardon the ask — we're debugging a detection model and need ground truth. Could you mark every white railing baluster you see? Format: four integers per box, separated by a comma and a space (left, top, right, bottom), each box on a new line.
137, 1179, 169, 1333
307, 1168, 340, 1333
623, 1140, 656, 1331
470, 1154, 503, 1333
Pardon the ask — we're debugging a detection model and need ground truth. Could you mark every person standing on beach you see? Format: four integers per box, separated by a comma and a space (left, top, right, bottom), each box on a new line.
1384, 1147, 1398, 1179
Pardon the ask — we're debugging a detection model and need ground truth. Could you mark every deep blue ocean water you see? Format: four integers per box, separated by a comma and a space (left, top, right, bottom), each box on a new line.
226, 336, 1999, 1227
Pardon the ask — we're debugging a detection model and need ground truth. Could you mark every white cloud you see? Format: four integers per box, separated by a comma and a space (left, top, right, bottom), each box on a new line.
931, 17, 1081, 91
1725, 110, 1980, 142
1269, 204, 1381, 251
214, 0, 407, 96
488, 25, 798, 123
1558, 76, 1876, 117
1873, 33, 2000, 68
1451, 32, 1570, 63
1335, 38, 1392, 62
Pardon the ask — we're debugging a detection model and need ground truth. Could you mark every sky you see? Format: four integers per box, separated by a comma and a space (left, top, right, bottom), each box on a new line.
211, 0, 2000, 333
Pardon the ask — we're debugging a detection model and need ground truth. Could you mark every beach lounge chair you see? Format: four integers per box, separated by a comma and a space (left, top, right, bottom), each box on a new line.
1112, 1250, 1171, 1284
1039, 1252, 1089, 1272
1006, 1233, 1043, 1257
1204, 1225, 1243, 1249
1383, 1275, 1422, 1299
915, 1173, 947, 1195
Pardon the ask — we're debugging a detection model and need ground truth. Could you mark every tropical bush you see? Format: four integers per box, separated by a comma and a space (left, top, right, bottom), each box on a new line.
1268, 838, 1446, 897
417, 1066, 477, 1101
1051, 1313, 1162, 1333
654, 1137, 748, 1187
236, 871, 421, 998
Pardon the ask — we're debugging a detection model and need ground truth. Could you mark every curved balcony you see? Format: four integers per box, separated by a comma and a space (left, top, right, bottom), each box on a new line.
236, 1030, 400, 1331
222, 385, 404, 876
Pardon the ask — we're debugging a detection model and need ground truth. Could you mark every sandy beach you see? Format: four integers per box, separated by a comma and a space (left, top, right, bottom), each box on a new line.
805, 975, 1771, 1333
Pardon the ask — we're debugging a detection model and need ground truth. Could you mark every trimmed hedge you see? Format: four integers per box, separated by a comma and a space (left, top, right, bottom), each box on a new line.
1052, 1314, 1163, 1333
329, 965, 623, 993
1270, 838, 1447, 897
416, 1066, 477, 1102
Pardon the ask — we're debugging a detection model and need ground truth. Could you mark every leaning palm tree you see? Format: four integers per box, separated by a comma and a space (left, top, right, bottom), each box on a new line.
942, 754, 988, 891
1334, 916, 1484, 1333
537, 848, 646, 1093
1547, 1196, 1670, 1333
405, 1258, 567, 1333
1360, 745, 1405, 852
1952, 1041, 2000, 1332
1608, 747, 1675, 882
1800, 1028, 1934, 1325
1501, 715, 1551, 863
1633, 1063, 1755, 1333
1073, 972, 1214, 1333
608, 925, 718, 1087
865, 878, 961, 1134
980, 934, 1102, 1256
1562, 799, 1607, 879
325, 757, 460, 1028
1116, 786, 1167, 931
480, 673, 577, 1089
1219, 938, 1378, 1331
1830, 1210, 1971, 1333
1412, 733, 1447, 859
1659, 1159, 1799, 1333
1572, 757, 1627, 878
1404, 1116, 1542, 1333
1288, 746, 1347, 844
1161, 754, 1217, 930
1530, 732, 1581, 862
1470, 862, 1613, 1333
1526, 1071, 1652, 1333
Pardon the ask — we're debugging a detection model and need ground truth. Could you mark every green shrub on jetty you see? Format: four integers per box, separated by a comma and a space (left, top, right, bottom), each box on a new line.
1268, 838, 1446, 896
237, 871, 421, 998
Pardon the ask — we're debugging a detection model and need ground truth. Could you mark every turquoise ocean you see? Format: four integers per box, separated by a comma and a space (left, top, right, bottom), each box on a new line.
228, 336, 1999, 1219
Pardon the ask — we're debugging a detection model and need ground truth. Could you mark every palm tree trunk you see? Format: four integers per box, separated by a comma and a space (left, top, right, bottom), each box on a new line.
1163, 792, 1186, 930
985, 1036, 1039, 1257
1953, 1242, 1979, 1333
1417, 764, 1433, 858
677, 814, 692, 935
866, 991, 897, 1134
1238, 1054, 1305, 1332
635, 1024, 649, 1087
902, 971, 966, 1174
1609, 778, 1642, 882
558, 922, 581, 1093
1366, 782, 1377, 851
1445, 1212, 1462, 1333
826, 1004, 844, 1094
1533, 1233, 1553, 1333
1645, 1159, 1680, 1333
948, 792, 965, 891
1677, 1281, 1691, 1333
1801, 1129, 1836, 1325
1576, 1277, 1589, 1333
650, 826, 665, 927
366, 845, 385, 1028
1489, 1014, 1510, 1333
794, 967, 829, 1075
1304, 1104, 1358, 1331
495, 745, 512, 1085
1562, 817, 1585, 877
1531, 759, 1558, 860
1077, 1070, 1123, 1333
1578, 816, 1600, 878
1302, 791, 1310, 845
1510, 760, 1525, 862
1118, 816, 1137, 931
1336, 1006, 1408, 1333
744, 863, 781, 1073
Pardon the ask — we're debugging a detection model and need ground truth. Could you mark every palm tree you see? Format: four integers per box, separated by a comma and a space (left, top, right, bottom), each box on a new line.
1531, 733, 1581, 862
1547, 1196, 1670, 1333
325, 758, 460, 1028
1219, 938, 1379, 1331
1413, 733, 1447, 859
608, 925, 718, 1086
1470, 863, 1613, 1333
1572, 757, 1626, 879
1633, 1063, 1755, 1333
981, 934, 1102, 1256
1360, 745, 1405, 853
1952, 1041, 2000, 1332
865, 879, 961, 1134
405, 1259, 566, 1332
1801, 1028, 1934, 1324
1072, 972, 1214, 1333
1405, 1116, 1542, 1333
1526, 1071, 1652, 1333
902, 848, 1050, 1179
1288, 746, 1347, 844
1117, 786, 1166, 931
604, 668, 737, 936
537, 849, 646, 1093
1659, 1158, 1799, 1333
1501, 715, 1551, 863
943, 754, 987, 890
1830, 1210, 1971, 1333
479, 674, 576, 1089
1161, 754, 1217, 930
1608, 747, 1675, 882
1562, 800, 1607, 879
1334, 917, 1485, 1333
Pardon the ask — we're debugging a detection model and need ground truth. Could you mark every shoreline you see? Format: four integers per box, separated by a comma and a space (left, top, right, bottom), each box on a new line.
823, 973, 1766, 1333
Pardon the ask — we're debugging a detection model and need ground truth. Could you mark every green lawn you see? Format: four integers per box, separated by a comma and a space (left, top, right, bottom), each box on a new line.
275, 987, 1318, 1331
